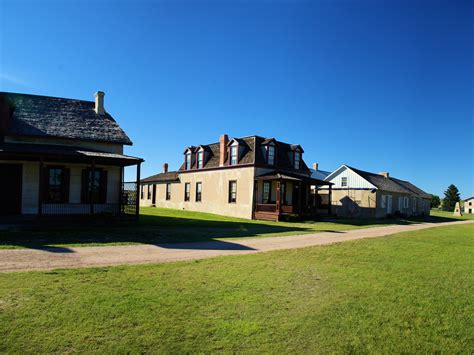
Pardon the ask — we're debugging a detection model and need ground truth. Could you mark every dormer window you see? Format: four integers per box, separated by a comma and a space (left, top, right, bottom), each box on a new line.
185, 153, 192, 170
230, 145, 238, 165
266, 145, 275, 165
294, 151, 301, 169
197, 151, 204, 169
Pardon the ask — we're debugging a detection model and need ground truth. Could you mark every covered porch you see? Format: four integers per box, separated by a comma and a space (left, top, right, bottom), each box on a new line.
0, 143, 143, 219
253, 171, 332, 221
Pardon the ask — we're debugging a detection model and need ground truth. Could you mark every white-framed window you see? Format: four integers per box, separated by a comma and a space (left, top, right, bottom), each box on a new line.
267, 145, 275, 165
294, 151, 301, 169
166, 183, 171, 200
184, 183, 190, 201
197, 151, 204, 169
341, 177, 348, 187
398, 197, 403, 211
381, 194, 387, 208
230, 146, 238, 165
263, 181, 271, 203
228, 181, 237, 203
195, 182, 202, 202
403, 196, 409, 208
185, 153, 192, 170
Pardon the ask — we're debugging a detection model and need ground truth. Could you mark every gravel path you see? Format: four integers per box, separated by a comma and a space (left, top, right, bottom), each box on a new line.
1, 220, 472, 273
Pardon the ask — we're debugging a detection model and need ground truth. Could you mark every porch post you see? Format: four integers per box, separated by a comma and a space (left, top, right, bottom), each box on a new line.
90, 160, 95, 215
38, 158, 44, 217
298, 181, 302, 215
118, 165, 123, 216
276, 179, 281, 216
135, 162, 141, 219
328, 184, 332, 215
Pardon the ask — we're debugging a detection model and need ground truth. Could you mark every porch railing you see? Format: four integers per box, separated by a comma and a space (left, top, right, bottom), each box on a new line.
255, 204, 277, 213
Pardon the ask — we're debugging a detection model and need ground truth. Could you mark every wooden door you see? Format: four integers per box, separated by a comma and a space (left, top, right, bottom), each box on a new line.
0, 164, 22, 215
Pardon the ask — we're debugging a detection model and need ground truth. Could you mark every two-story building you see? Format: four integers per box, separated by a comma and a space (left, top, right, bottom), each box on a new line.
0, 91, 143, 219
140, 134, 332, 221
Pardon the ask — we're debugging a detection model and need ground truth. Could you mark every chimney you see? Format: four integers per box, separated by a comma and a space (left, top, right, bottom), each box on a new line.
163, 163, 169, 173
94, 91, 105, 115
219, 134, 229, 166
313, 163, 319, 171
379, 172, 389, 178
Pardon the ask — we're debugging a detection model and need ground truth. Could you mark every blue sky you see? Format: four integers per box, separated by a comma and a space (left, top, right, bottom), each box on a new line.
1, 0, 472, 198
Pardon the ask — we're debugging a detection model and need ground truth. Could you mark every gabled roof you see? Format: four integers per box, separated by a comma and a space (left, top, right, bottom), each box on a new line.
0, 92, 132, 145
178, 135, 311, 173
141, 171, 180, 183
310, 168, 331, 181
464, 196, 474, 201
326, 164, 430, 198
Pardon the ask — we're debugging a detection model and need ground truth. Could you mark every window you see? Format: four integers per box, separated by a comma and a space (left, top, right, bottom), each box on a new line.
280, 182, 286, 204
140, 185, 144, 199
166, 183, 171, 200
81, 169, 107, 203
267, 145, 275, 165
228, 181, 237, 203
413, 198, 417, 212
44, 167, 69, 203
341, 177, 348, 187
398, 197, 403, 211
148, 184, 152, 199
185, 153, 192, 170
263, 181, 271, 203
197, 151, 204, 169
195, 182, 202, 202
230, 145, 238, 165
294, 151, 301, 169
381, 194, 386, 208
469, 202, 472, 206
403, 197, 409, 208
184, 183, 190, 201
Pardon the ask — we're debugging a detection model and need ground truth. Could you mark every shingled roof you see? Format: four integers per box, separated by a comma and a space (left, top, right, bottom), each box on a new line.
0, 92, 132, 145
178, 135, 310, 173
345, 165, 430, 198
141, 171, 180, 183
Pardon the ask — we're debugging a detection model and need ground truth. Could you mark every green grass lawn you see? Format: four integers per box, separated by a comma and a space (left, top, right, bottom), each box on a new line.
0, 207, 420, 249
1, 223, 473, 353
430, 208, 474, 220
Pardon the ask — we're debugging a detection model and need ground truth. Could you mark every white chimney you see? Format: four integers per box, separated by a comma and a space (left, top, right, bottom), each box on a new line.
94, 91, 105, 115
313, 163, 319, 171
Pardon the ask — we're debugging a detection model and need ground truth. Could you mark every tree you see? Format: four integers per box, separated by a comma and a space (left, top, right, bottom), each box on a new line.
442, 184, 460, 211
430, 194, 441, 208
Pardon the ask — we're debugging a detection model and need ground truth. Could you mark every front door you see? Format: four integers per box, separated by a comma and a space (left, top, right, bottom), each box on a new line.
0, 164, 23, 215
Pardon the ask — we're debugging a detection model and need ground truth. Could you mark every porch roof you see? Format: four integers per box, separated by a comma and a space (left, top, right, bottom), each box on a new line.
0, 143, 143, 166
255, 170, 332, 186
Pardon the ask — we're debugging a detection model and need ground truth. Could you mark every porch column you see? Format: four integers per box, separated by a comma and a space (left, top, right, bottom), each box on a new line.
38, 158, 44, 217
90, 160, 95, 215
118, 165, 123, 216
328, 184, 332, 215
298, 181, 302, 215
276, 180, 281, 215
135, 162, 141, 219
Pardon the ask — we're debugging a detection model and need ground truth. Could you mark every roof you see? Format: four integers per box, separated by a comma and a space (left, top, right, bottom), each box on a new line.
179, 135, 310, 173
328, 165, 431, 198
463, 197, 474, 201
255, 170, 331, 185
141, 171, 180, 183
0, 92, 133, 145
310, 168, 331, 181
0, 142, 142, 166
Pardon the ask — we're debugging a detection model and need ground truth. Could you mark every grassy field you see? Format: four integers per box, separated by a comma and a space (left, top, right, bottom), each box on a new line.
0, 207, 419, 249
1, 223, 473, 353
430, 208, 474, 220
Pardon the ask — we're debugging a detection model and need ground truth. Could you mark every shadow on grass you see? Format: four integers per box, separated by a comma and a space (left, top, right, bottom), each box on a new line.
0, 214, 312, 251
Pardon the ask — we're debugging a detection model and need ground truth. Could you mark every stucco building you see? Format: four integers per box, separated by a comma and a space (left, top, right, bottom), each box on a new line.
0, 91, 142, 219
464, 197, 474, 214
140, 134, 331, 221
319, 165, 431, 218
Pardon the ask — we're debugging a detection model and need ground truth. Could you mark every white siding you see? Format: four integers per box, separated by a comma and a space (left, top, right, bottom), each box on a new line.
325, 166, 376, 189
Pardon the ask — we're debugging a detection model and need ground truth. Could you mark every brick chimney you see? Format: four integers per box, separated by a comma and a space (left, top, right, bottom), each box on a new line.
219, 134, 229, 166
313, 163, 319, 171
163, 163, 169, 173
379, 172, 389, 178
94, 91, 105, 115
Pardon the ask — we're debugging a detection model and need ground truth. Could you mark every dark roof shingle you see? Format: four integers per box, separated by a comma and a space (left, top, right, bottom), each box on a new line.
0, 92, 132, 145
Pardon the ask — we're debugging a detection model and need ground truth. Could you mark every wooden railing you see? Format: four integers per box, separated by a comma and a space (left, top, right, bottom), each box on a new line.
255, 204, 277, 213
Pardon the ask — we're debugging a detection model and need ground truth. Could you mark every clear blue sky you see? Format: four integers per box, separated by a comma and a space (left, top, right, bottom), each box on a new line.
1, 0, 472, 198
